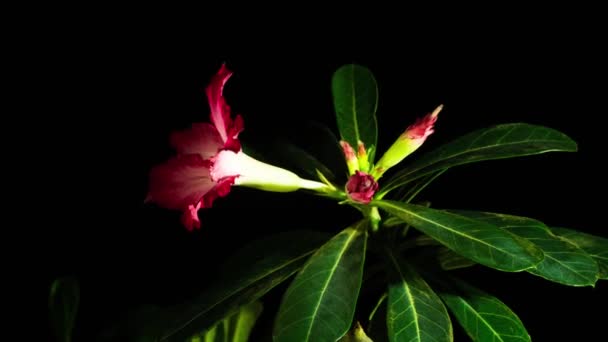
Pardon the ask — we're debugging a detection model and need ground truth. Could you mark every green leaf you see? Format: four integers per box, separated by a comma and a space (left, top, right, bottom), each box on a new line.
394, 169, 447, 203
159, 230, 330, 341
385, 250, 453, 342
194, 301, 263, 342
273, 223, 368, 342
381, 123, 577, 196
332, 64, 379, 154
48, 276, 79, 342
437, 277, 530, 342
550, 227, 608, 280
452, 211, 599, 286
374, 200, 544, 272
437, 247, 477, 271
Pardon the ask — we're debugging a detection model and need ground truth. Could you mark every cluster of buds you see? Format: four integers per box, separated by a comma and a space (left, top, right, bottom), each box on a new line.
340, 105, 442, 204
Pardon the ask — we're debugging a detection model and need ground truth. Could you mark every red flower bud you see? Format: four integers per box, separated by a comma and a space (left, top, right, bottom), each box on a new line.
346, 171, 379, 204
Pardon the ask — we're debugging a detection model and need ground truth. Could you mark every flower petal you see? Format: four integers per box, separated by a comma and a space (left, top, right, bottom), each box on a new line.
206, 63, 234, 144
346, 171, 378, 204
146, 154, 215, 210
404, 104, 442, 140
224, 114, 244, 152
181, 202, 202, 231
170, 122, 224, 159
200, 176, 237, 208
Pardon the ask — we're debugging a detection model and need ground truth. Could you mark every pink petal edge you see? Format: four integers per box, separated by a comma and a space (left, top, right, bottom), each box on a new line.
206, 63, 234, 143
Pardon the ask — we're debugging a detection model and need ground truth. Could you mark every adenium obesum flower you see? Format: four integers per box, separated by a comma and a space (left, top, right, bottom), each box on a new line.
346, 171, 379, 204
146, 64, 328, 231
372, 104, 443, 179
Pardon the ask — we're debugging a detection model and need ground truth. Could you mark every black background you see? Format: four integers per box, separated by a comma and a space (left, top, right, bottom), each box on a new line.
37, 14, 607, 341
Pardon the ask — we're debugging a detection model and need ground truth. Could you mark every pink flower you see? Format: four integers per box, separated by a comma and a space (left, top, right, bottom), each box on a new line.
146, 64, 244, 231
146, 64, 330, 231
346, 171, 379, 204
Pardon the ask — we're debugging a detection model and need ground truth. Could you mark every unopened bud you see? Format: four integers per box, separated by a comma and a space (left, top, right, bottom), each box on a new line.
372, 105, 442, 179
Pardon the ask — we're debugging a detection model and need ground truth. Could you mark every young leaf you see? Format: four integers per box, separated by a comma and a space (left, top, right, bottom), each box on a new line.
48, 276, 80, 342
451, 211, 600, 286
436, 276, 531, 342
194, 301, 263, 342
385, 250, 453, 342
159, 230, 330, 341
374, 200, 544, 272
380, 123, 577, 196
550, 226, 608, 280
332, 64, 379, 154
273, 222, 368, 342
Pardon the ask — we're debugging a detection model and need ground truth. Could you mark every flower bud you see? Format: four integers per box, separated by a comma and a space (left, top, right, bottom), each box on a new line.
340, 140, 360, 175
346, 171, 379, 204
372, 105, 442, 179
356, 141, 370, 173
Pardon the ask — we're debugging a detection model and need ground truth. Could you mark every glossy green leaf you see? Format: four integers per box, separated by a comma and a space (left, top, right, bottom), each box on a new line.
273, 223, 368, 342
381, 123, 577, 196
452, 211, 599, 286
332, 64, 378, 154
374, 201, 544, 272
386, 250, 453, 342
437, 277, 530, 342
550, 226, 608, 280
193, 301, 263, 342
437, 247, 477, 270
394, 169, 447, 203
159, 230, 330, 341
48, 276, 79, 342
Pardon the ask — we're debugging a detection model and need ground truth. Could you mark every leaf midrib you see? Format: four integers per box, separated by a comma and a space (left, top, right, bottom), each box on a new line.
382, 201, 524, 254
349, 65, 361, 145
303, 230, 359, 341
387, 250, 421, 341
457, 297, 505, 342
387, 135, 575, 191
378, 201, 533, 266
531, 245, 598, 283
